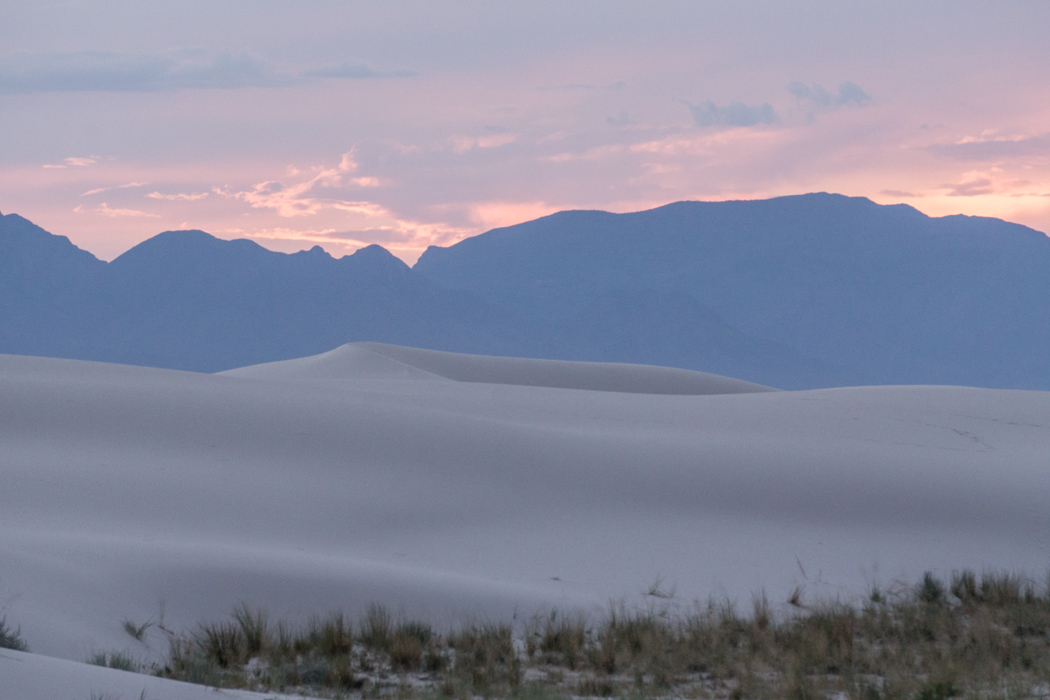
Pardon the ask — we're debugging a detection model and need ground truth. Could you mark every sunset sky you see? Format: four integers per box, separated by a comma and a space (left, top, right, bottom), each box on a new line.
2, 1, 1049, 263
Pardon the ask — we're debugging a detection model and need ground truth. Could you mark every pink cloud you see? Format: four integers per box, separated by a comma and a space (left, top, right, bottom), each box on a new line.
64, 156, 101, 167
93, 202, 159, 218
942, 177, 996, 197
46, 156, 103, 169
147, 191, 209, 201
447, 133, 517, 153
219, 151, 383, 217
928, 134, 1050, 162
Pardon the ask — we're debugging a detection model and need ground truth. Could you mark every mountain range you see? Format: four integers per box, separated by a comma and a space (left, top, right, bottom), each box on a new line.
2, 192, 1048, 389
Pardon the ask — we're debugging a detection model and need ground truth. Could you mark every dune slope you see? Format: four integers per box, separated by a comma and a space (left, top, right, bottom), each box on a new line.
0, 647, 296, 700
1, 345, 1047, 671
224, 342, 777, 394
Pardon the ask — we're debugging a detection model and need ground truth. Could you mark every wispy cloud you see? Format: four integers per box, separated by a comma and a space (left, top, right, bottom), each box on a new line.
543, 143, 625, 163
927, 134, 1050, 162
536, 80, 626, 92
77, 202, 160, 218
216, 150, 389, 218
242, 217, 471, 255
302, 60, 415, 79
204, 151, 477, 257
788, 81, 871, 110
81, 182, 147, 196
447, 133, 517, 153
942, 177, 996, 197
938, 171, 1039, 198
239, 227, 340, 244
147, 191, 210, 201
0, 50, 285, 93
688, 100, 776, 128
43, 155, 102, 169
0, 50, 414, 94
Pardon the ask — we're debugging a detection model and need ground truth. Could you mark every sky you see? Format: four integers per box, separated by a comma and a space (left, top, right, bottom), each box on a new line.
2, 1, 1050, 264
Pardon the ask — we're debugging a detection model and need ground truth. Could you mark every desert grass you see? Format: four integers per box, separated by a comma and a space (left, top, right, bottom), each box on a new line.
123, 617, 154, 642
9, 568, 1039, 699
0, 610, 28, 651
138, 569, 1050, 698
87, 649, 141, 672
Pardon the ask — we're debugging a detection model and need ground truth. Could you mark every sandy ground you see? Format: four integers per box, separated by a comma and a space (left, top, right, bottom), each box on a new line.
2, 343, 1048, 695
0, 646, 303, 699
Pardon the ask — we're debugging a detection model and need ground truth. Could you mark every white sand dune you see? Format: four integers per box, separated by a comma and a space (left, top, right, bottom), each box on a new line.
225, 342, 777, 394
2, 344, 1049, 694
0, 647, 298, 700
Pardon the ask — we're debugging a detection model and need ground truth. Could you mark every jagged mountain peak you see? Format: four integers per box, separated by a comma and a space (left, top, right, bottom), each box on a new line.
0, 211, 103, 271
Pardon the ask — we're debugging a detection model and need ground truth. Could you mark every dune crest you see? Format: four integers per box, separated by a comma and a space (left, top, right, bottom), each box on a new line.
223, 342, 777, 395
222, 343, 447, 382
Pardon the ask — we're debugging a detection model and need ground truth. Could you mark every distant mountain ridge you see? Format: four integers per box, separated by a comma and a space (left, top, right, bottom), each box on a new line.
417, 194, 1050, 389
2, 193, 1048, 388
0, 211, 530, 372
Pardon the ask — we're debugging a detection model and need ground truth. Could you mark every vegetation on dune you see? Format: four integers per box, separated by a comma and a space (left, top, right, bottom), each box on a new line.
87, 649, 140, 672
0, 611, 28, 651
102, 569, 1048, 699
6, 569, 1048, 698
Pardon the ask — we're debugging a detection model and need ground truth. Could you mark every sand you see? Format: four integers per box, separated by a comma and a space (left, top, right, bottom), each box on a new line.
2, 343, 1048, 696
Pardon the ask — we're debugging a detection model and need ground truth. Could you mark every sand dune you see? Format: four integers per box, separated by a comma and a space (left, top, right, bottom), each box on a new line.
0, 647, 296, 700
224, 342, 777, 394
2, 345, 1048, 694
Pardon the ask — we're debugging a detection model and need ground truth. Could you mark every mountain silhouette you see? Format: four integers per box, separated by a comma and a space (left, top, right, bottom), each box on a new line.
416, 193, 1050, 389
0, 213, 529, 372
3, 193, 1049, 388
0, 213, 106, 358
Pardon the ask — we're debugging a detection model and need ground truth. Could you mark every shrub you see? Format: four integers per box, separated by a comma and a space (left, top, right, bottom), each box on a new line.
88, 650, 139, 672
950, 570, 979, 602
231, 604, 269, 657
538, 610, 587, 669
196, 620, 244, 669
917, 572, 946, 605
359, 603, 391, 652
448, 622, 516, 692
390, 620, 433, 670
306, 611, 353, 657
0, 613, 27, 651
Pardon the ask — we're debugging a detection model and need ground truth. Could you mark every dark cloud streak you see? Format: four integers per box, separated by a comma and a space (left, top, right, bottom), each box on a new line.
302, 61, 416, 79
688, 100, 776, 128
0, 50, 413, 94
789, 81, 870, 110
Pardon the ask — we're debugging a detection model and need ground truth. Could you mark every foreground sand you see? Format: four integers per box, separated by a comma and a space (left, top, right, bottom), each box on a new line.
0, 646, 304, 699
1, 343, 1048, 694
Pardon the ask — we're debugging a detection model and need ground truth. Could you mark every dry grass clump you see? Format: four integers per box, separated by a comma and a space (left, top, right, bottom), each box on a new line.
138, 569, 1050, 698
530, 609, 587, 669
87, 649, 140, 672
0, 611, 28, 651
